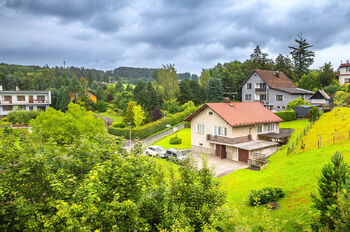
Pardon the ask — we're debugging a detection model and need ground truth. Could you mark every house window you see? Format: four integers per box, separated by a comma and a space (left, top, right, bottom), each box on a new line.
247, 83, 252, 89
276, 95, 283, 101
3, 96, 12, 102
245, 94, 252, 100
208, 111, 213, 115
346, 67, 350, 72
37, 95, 45, 102
214, 126, 227, 136
17, 95, 25, 101
268, 123, 275, 132
18, 105, 26, 110
345, 78, 350, 83
37, 106, 46, 111
257, 125, 264, 133
260, 94, 267, 101
277, 106, 280, 109
3, 105, 13, 111
282, 106, 285, 109
197, 124, 205, 134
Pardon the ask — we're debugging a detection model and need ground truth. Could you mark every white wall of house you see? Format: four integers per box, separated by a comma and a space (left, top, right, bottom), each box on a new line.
338, 66, 350, 85
310, 99, 328, 105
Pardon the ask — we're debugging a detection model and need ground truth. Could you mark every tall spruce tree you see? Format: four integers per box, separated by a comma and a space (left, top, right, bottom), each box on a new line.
312, 152, 350, 230
207, 77, 224, 102
289, 33, 315, 81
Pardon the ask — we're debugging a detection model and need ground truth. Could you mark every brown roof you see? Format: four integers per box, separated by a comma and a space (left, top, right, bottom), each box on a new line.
241, 69, 296, 89
339, 63, 350, 68
185, 102, 283, 126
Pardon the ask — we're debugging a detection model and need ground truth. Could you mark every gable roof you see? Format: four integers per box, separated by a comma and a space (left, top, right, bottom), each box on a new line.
310, 89, 330, 100
339, 63, 350, 69
241, 69, 296, 89
185, 102, 283, 126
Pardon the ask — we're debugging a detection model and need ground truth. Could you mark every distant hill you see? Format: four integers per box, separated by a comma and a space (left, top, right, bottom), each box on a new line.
106, 67, 198, 83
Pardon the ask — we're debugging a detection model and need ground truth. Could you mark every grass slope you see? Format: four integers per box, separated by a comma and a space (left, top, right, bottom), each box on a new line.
220, 108, 350, 228
153, 128, 191, 150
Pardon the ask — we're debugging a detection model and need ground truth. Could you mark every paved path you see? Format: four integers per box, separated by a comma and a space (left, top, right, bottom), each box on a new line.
95, 115, 113, 130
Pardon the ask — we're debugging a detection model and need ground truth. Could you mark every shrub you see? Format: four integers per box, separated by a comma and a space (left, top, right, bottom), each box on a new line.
169, 135, 182, 144
94, 100, 108, 112
108, 106, 197, 139
286, 97, 310, 110
7, 110, 38, 124
334, 91, 350, 106
2, 117, 8, 122
113, 122, 126, 128
275, 111, 296, 121
309, 107, 319, 121
249, 187, 285, 206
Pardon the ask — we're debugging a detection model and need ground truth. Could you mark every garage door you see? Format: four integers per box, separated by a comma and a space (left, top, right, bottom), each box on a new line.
238, 149, 249, 163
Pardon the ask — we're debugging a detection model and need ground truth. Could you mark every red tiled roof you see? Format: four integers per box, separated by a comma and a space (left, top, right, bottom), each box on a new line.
339, 63, 350, 68
241, 69, 296, 89
185, 102, 283, 126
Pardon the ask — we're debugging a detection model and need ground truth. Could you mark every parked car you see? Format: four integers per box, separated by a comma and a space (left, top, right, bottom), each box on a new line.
164, 148, 186, 162
145, 145, 166, 158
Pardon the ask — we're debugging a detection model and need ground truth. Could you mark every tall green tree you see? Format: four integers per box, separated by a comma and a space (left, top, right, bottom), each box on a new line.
312, 152, 350, 230
319, 63, 335, 87
274, 54, 294, 78
207, 77, 224, 102
133, 105, 146, 127
199, 69, 210, 89
248, 45, 274, 70
289, 33, 315, 80
297, 71, 320, 91
179, 79, 204, 105
156, 64, 179, 100
123, 101, 136, 125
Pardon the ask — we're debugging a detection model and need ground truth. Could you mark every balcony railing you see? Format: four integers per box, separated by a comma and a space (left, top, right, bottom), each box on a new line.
0, 99, 49, 104
207, 134, 252, 145
255, 87, 266, 92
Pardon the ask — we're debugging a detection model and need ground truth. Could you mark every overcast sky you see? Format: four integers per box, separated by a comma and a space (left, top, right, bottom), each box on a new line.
1, 0, 350, 74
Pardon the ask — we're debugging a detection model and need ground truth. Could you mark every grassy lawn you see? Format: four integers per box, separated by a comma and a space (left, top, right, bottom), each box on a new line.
94, 112, 123, 124
153, 128, 191, 150
220, 108, 350, 229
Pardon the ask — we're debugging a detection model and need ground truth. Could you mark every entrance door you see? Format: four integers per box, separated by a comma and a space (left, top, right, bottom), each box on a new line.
215, 144, 227, 159
238, 149, 249, 162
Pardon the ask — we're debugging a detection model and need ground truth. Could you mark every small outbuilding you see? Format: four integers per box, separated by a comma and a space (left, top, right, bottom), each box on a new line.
294, 105, 313, 118
310, 89, 330, 107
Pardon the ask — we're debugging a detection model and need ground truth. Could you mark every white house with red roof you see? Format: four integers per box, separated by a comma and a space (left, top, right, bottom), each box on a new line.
336, 62, 350, 85
185, 101, 292, 166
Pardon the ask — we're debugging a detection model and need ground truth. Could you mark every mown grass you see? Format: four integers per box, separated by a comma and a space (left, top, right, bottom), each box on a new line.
153, 128, 191, 150
220, 108, 350, 230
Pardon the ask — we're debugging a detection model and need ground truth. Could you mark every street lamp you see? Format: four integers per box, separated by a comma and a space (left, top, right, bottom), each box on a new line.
127, 122, 131, 150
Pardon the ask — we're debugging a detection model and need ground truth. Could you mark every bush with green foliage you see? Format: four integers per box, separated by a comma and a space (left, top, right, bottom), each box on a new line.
108, 106, 197, 139
7, 110, 38, 124
309, 107, 319, 121
94, 100, 107, 112
334, 91, 350, 106
286, 97, 310, 110
249, 187, 285, 206
113, 122, 126, 128
169, 135, 182, 144
30, 103, 105, 144
324, 84, 340, 95
275, 111, 297, 121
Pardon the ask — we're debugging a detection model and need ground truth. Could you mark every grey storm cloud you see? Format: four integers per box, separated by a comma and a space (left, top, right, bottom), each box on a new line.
1, 0, 350, 73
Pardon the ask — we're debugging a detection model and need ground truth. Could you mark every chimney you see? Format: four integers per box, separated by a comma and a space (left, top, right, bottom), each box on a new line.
223, 97, 230, 103
16, 86, 19, 91
275, 71, 280, 78
0, 85, 2, 91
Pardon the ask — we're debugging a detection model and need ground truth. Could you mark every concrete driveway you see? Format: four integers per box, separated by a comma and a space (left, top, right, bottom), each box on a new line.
189, 152, 249, 177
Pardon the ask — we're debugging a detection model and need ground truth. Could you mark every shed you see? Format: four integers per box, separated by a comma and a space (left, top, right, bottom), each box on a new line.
310, 90, 330, 107
294, 105, 312, 118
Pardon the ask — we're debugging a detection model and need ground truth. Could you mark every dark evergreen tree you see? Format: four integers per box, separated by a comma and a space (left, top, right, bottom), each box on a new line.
289, 33, 315, 81
115, 81, 124, 93
57, 86, 70, 111
207, 78, 224, 102
248, 45, 274, 70
319, 63, 335, 87
151, 105, 162, 121
312, 152, 350, 230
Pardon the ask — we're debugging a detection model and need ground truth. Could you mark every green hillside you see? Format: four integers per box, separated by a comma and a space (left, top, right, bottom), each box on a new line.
221, 108, 350, 229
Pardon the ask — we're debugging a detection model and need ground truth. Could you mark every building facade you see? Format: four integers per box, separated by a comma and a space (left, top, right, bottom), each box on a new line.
336, 63, 350, 85
0, 86, 51, 116
185, 102, 284, 164
241, 70, 314, 111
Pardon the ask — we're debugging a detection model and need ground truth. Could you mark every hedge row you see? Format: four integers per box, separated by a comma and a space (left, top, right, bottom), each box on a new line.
275, 111, 296, 121
108, 107, 196, 139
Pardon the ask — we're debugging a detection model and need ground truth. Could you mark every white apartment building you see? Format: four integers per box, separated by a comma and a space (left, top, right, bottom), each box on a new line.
336, 63, 350, 85
0, 86, 51, 116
